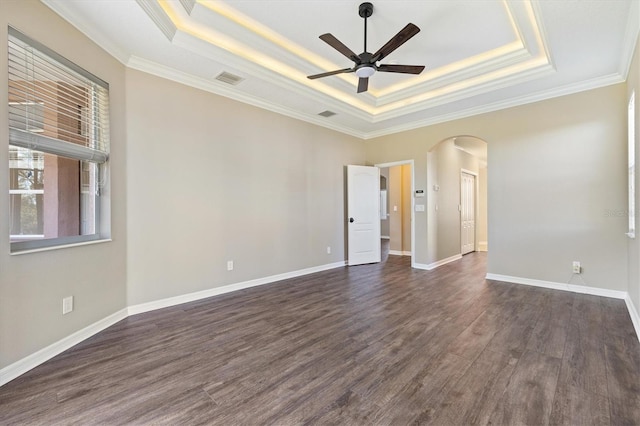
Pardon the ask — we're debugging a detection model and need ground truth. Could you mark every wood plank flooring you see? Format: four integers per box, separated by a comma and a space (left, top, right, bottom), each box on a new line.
1, 252, 639, 425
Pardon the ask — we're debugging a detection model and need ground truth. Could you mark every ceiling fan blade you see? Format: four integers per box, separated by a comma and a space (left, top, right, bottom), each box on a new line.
357, 77, 369, 93
319, 33, 360, 63
372, 23, 421, 62
377, 64, 425, 74
307, 68, 354, 79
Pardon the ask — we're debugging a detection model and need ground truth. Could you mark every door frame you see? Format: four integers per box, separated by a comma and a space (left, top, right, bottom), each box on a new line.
460, 168, 478, 253
375, 160, 416, 268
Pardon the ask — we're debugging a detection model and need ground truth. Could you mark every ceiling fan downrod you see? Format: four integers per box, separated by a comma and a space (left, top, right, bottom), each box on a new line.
359, 2, 373, 54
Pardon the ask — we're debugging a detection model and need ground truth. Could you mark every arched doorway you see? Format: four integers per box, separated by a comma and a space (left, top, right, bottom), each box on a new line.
426, 136, 488, 267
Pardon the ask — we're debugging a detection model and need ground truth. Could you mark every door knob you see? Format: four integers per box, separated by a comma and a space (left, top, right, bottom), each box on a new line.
349, 217, 355, 223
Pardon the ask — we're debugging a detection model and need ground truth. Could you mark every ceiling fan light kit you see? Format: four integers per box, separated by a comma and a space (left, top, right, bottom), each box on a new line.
307, 2, 425, 93
355, 65, 376, 78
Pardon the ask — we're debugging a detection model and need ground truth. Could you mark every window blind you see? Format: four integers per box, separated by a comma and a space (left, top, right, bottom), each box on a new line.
8, 27, 110, 163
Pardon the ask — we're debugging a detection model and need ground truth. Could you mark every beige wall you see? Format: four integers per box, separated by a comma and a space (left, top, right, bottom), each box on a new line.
366, 84, 628, 290
429, 139, 482, 260
0, 0, 127, 369
125, 69, 365, 305
628, 33, 640, 317
478, 166, 488, 251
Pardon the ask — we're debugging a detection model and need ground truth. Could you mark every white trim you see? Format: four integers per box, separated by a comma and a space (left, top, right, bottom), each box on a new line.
375, 160, 415, 268
126, 56, 364, 139
485, 273, 628, 299
128, 261, 346, 316
0, 261, 347, 387
478, 241, 488, 252
363, 73, 625, 140
40, 0, 131, 64
618, 0, 640, 79
624, 295, 640, 342
414, 254, 463, 271
40, 0, 636, 141
9, 239, 112, 256
0, 308, 128, 387
388, 250, 411, 257
134, 0, 177, 41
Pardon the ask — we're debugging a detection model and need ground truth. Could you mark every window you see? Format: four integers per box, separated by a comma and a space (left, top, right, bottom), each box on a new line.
629, 91, 636, 238
8, 28, 110, 252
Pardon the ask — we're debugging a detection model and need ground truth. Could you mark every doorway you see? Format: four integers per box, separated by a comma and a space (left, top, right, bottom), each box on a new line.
426, 136, 487, 268
376, 160, 414, 267
461, 170, 477, 255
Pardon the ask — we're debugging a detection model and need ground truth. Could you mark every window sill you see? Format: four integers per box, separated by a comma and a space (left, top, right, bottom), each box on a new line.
10, 238, 112, 256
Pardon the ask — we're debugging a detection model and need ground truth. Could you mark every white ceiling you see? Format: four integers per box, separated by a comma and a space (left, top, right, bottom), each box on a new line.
42, 0, 640, 139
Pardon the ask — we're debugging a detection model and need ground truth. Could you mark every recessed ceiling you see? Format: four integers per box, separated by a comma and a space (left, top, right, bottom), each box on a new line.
42, 0, 639, 139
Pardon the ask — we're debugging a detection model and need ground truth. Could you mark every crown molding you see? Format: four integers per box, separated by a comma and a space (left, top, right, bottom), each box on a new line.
372, 62, 556, 123
126, 56, 367, 139
40, 0, 131, 65
179, 0, 196, 15
618, 0, 640, 79
39, 0, 638, 142
363, 72, 625, 139
375, 47, 531, 105
134, 0, 177, 42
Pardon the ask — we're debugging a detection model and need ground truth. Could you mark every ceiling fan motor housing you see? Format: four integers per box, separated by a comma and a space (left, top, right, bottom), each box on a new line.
359, 2, 373, 19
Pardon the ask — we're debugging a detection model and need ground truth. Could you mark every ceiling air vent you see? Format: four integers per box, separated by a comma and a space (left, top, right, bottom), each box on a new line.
215, 71, 244, 85
318, 110, 336, 118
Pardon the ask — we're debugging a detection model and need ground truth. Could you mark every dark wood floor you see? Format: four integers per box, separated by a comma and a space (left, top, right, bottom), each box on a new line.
1, 252, 639, 425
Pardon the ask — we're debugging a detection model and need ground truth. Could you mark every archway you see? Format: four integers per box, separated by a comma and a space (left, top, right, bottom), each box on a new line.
425, 135, 488, 268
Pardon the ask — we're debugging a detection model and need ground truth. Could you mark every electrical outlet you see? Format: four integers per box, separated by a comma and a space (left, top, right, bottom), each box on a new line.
62, 296, 73, 315
327, 246, 331, 254
227, 260, 234, 271
572, 261, 581, 274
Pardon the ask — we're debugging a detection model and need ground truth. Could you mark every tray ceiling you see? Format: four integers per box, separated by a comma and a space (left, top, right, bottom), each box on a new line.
42, 0, 639, 139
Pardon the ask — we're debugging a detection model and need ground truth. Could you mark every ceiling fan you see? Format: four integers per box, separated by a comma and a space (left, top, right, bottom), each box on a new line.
307, 2, 425, 93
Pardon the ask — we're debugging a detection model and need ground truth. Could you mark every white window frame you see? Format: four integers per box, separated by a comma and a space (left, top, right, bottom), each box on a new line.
8, 27, 110, 253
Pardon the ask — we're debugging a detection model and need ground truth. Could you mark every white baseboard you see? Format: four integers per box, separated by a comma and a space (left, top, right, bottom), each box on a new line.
0, 261, 347, 388
128, 261, 347, 316
485, 273, 627, 299
486, 273, 640, 343
478, 241, 488, 252
625, 295, 640, 341
0, 308, 128, 387
388, 250, 411, 257
414, 254, 463, 271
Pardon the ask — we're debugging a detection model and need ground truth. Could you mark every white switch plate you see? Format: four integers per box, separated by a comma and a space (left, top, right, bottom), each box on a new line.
415, 204, 425, 212
62, 296, 73, 315
326, 246, 331, 254
572, 261, 581, 274
227, 260, 234, 271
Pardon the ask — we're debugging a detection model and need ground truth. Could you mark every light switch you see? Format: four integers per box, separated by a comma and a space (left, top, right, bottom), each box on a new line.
415, 204, 425, 212
393, 205, 398, 212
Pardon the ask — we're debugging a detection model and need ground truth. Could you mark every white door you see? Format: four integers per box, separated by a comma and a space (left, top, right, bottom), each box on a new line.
461, 172, 476, 255
347, 165, 381, 266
